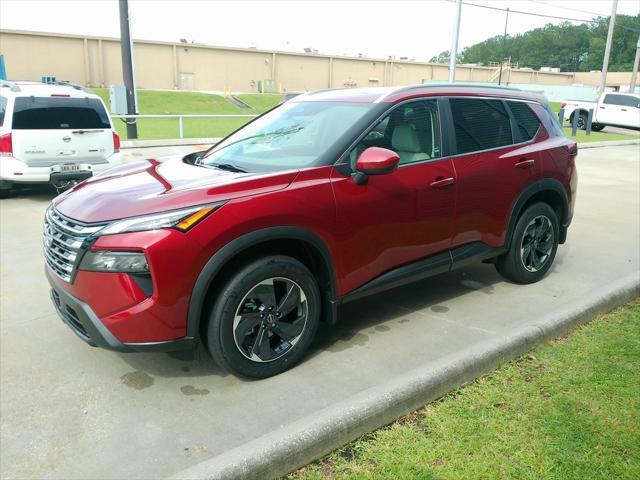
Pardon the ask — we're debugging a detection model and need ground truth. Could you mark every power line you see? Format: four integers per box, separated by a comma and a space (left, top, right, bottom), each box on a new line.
526, 0, 609, 18
444, 0, 594, 23
446, 1, 639, 33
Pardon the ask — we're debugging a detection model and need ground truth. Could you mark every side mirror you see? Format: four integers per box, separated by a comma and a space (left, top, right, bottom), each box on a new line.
354, 147, 399, 185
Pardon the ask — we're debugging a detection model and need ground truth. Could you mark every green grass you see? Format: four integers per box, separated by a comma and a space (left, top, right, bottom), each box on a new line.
549, 101, 561, 113
291, 299, 640, 480
562, 128, 637, 143
90, 88, 280, 140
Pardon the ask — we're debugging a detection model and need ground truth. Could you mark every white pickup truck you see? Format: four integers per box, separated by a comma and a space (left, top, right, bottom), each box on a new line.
561, 92, 640, 131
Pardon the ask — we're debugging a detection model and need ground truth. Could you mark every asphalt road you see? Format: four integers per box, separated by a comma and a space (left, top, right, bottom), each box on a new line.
1, 145, 639, 479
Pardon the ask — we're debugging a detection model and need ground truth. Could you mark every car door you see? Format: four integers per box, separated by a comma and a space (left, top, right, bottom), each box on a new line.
615, 95, 640, 129
330, 98, 457, 294
596, 94, 626, 126
448, 97, 543, 250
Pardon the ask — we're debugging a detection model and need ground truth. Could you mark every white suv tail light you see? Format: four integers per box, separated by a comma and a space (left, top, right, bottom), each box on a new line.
0, 133, 12, 156
112, 131, 121, 153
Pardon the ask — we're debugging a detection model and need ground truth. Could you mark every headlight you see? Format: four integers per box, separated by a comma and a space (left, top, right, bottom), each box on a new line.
99, 203, 221, 236
79, 251, 149, 273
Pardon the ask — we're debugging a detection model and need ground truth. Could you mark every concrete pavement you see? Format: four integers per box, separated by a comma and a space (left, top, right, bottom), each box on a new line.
1, 145, 639, 479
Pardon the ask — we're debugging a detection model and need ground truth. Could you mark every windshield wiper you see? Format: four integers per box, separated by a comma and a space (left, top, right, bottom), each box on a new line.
209, 163, 248, 173
72, 129, 104, 134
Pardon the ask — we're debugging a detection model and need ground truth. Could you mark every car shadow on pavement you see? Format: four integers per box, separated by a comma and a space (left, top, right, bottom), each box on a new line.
1, 184, 59, 199
309, 262, 506, 356
114, 343, 232, 380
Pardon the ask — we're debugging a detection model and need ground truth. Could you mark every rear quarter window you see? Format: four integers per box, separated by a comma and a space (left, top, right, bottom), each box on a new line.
507, 101, 541, 141
12, 97, 111, 130
450, 98, 513, 154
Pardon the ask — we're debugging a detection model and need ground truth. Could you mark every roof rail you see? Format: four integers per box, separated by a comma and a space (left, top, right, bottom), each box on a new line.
305, 87, 349, 96
398, 83, 521, 92
0, 80, 21, 92
54, 80, 90, 92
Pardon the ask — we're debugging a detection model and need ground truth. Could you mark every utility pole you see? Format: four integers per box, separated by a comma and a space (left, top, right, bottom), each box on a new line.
598, 0, 618, 96
448, 0, 462, 83
497, 8, 510, 86
119, 0, 138, 139
630, 36, 640, 93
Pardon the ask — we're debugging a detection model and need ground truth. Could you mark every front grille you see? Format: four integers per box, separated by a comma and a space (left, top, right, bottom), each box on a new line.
43, 207, 104, 282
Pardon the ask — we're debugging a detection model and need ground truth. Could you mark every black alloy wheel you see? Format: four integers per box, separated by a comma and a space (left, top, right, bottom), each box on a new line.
495, 202, 559, 284
520, 215, 554, 273
232, 277, 308, 362
206, 255, 320, 378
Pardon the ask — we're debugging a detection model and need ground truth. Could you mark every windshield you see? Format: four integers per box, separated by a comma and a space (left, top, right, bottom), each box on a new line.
200, 101, 375, 172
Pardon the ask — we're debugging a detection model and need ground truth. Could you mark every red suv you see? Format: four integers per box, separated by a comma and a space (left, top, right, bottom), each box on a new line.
44, 85, 577, 378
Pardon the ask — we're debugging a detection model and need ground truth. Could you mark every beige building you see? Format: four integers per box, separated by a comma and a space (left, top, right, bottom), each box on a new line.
0, 29, 634, 92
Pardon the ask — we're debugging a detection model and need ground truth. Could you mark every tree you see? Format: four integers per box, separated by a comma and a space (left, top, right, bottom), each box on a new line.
429, 50, 463, 64
452, 15, 639, 72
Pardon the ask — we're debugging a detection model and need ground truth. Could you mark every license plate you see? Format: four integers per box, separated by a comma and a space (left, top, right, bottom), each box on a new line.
60, 164, 81, 172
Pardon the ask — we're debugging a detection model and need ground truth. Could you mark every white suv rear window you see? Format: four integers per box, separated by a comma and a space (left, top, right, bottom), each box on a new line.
12, 97, 111, 130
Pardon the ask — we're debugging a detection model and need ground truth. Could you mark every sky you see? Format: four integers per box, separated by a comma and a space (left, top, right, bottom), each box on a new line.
1, 0, 639, 61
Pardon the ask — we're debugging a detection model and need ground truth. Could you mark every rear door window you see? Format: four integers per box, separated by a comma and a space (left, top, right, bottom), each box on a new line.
450, 98, 513, 154
603, 94, 639, 108
12, 97, 111, 130
507, 101, 541, 141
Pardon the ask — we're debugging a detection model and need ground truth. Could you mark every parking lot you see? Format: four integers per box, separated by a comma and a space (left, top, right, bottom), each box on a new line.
1, 144, 639, 479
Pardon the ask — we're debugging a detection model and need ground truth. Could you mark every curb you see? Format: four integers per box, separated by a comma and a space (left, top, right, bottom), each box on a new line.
577, 139, 640, 149
170, 273, 640, 480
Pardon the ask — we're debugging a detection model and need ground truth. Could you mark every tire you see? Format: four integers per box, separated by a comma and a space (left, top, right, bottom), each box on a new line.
495, 202, 559, 284
576, 112, 588, 130
591, 123, 605, 132
206, 255, 321, 379
0, 181, 13, 198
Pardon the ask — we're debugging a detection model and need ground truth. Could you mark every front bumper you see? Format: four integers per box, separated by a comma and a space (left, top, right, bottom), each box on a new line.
46, 268, 196, 352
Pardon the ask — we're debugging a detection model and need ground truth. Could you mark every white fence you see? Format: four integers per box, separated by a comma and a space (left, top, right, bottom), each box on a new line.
111, 114, 259, 139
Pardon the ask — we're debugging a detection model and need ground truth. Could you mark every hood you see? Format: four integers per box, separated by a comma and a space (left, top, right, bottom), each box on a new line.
53, 156, 299, 223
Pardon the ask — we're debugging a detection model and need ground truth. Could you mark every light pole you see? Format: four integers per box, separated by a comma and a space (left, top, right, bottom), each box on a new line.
448, 0, 462, 83
497, 8, 510, 86
119, 0, 138, 139
630, 36, 640, 93
598, 0, 618, 96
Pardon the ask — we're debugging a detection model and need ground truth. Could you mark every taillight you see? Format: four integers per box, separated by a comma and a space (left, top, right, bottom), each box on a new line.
112, 131, 120, 153
565, 142, 578, 157
0, 133, 12, 156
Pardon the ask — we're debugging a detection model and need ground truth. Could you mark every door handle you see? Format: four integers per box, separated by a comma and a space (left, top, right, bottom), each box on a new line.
429, 177, 455, 189
621, 108, 628, 111
515, 159, 535, 169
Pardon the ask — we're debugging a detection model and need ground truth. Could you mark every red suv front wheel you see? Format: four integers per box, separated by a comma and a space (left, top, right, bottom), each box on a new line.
206, 255, 321, 378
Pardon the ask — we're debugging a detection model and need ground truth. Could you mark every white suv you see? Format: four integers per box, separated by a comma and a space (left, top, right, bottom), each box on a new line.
0, 80, 123, 193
